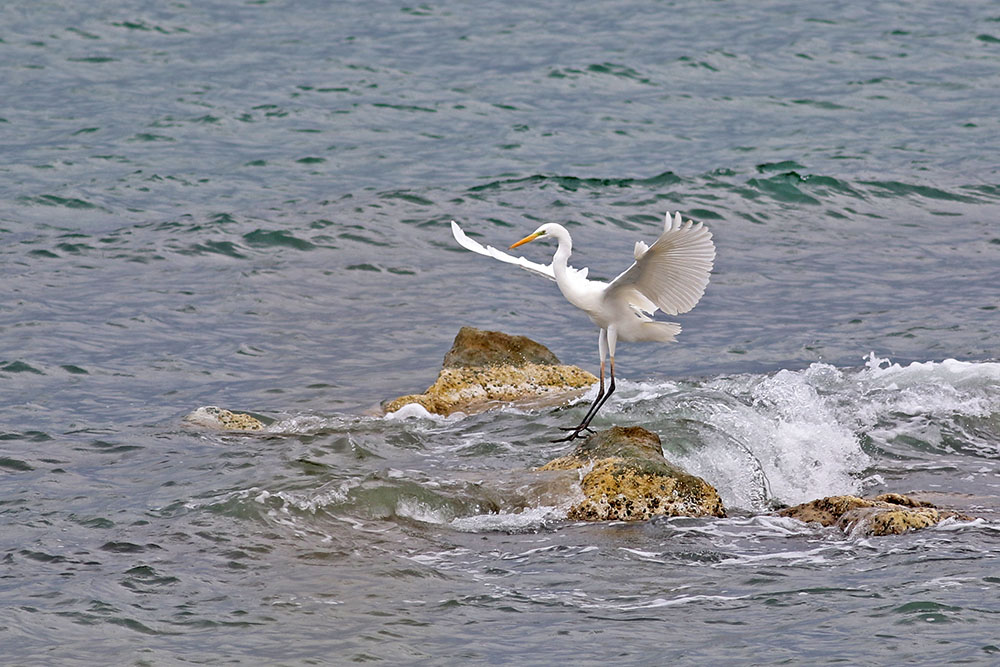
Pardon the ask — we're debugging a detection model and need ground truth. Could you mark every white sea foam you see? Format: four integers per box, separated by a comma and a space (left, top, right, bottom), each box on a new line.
610, 593, 748, 611
384, 402, 447, 421
663, 514, 820, 539
239, 475, 368, 517
644, 354, 1000, 511
250, 482, 355, 514
850, 354, 1000, 463
406, 548, 475, 569
450, 505, 567, 532
609, 378, 684, 407
863, 352, 1000, 386
931, 516, 990, 532
858, 353, 1000, 420
667, 364, 869, 510
395, 497, 454, 524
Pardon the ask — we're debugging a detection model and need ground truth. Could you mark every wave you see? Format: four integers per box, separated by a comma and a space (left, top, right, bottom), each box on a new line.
582, 354, 1000, 511
190, 355, 999, 536
434, 354, 999, 516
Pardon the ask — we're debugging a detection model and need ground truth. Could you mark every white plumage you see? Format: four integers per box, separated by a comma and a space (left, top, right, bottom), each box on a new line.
450, 212, 715, 440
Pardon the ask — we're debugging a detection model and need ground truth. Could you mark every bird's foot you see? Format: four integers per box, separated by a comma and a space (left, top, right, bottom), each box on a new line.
557, 425, 595, 433
550, 427, 592, 443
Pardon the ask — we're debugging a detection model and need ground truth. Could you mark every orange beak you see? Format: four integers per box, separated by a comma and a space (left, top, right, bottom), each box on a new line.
509, 231, 542, 250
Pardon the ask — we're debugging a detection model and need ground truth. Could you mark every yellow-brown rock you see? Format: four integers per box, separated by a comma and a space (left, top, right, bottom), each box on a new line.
383, 327, 597, 416
537, 426, 726, 521
185, 406, 265, 431
442, 326, 562, 368
778, 493, 975, 536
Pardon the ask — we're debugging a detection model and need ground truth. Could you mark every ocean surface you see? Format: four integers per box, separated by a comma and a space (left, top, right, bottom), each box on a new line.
2, 0, 1000, 664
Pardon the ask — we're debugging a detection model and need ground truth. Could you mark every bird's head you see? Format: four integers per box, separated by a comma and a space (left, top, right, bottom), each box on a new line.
509, 223, 561, 250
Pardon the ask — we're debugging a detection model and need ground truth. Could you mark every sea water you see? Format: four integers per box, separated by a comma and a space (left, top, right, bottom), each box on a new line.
2, 1, 999, 663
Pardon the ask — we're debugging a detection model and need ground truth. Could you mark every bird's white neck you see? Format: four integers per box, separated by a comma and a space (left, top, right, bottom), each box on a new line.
552, 242, 572, 280
548, 225, 572, 281
546, 225, 594, 313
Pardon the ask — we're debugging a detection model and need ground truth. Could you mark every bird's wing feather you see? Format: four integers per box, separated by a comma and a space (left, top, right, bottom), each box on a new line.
607, 212, 715, 315
450, 221, 588, 282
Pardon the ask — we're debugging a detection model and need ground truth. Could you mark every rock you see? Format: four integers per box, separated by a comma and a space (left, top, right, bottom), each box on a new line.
442, 326, 561, 368
185, 406, 265, 431
778, 493, 976, 536
537, 426, 726, 521
383, 327, 597, 416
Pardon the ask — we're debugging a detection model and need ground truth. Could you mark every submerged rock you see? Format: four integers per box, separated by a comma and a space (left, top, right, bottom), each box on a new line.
185, 406, 265, 431
382, 327, 597, 416
537, 426, 726, 521
779, 493, 975, 536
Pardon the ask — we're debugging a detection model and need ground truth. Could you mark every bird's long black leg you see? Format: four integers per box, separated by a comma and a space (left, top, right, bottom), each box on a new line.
557, 359, 604, 434
552, 330, 614, 443
552, 360, 609, 443
577, 357, 615, 433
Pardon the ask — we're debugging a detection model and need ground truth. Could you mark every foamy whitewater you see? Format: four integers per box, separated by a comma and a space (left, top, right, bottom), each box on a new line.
282, 353, 1000, 530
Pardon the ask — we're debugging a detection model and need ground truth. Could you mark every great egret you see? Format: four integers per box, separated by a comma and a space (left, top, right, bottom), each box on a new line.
450, 212, 715, 441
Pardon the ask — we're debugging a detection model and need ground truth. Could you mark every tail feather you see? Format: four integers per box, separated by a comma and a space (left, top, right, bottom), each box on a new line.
638, 321, 681, 343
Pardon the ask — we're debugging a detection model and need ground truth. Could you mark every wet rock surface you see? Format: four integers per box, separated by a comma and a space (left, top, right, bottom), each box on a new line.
183, 327, 982, 535
441, 326, 562, 368
537, 426, 726, 521
778, 493, 976, 536
185, 406, 265, 431
382, 327, 597, 416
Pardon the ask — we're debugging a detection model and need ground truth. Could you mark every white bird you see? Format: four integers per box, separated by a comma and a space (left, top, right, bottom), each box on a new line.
450, 212, 715, 440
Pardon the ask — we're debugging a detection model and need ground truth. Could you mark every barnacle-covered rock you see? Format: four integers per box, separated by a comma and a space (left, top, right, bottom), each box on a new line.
185, 405, 265, 431
537, 426, 726, 521
441, 326, 562, 368
778, 493, 975, 536
383, 327, 596, 416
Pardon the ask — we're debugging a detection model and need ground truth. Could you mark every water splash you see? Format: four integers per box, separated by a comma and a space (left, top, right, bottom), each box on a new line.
641, 364, 870, 510
628, 355, 1000, 511
450, 506, 567, 532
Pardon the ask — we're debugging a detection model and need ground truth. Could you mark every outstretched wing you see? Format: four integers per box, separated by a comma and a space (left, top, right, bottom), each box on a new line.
607, 212, 715, 316
450, 220, 589, 283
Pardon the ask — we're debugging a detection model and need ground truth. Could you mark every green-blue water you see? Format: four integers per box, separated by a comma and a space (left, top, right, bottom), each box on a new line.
2, 1, 999, 663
